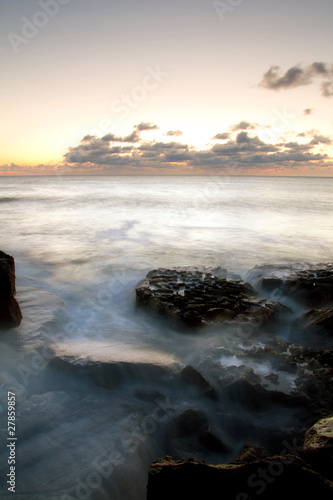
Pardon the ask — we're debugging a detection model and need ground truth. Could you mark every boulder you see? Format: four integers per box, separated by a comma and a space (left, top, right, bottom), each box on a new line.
146, 454, 333, 500
302, 415, 333, 480
295, 308, 333, 337
0, 250, 22, 329
180, 365, 218, 401
136, 268, 288, 328
281, 268, 333, 308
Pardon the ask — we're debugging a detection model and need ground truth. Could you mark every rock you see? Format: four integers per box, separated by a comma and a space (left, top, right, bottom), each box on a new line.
231, 441, 271, 464
180, 365, 218, 401
302, 415, 333, 480
171, 408, 208, 436
282, 268, 333, 308
296, 308, 333, 336
258, 276, 284, 294
222, 377, 272, 411
198, 426, 229, 452
0, 250, 22, 329
49, 341, 179, 389
146, 454, 333, 500
136, 268, 288, 328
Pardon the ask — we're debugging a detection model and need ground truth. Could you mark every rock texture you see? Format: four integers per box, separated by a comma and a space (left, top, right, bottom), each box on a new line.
0, 250, 22, 329
302, 415, 333, 481
146, 453, 333, 500
136, 268, 288, 328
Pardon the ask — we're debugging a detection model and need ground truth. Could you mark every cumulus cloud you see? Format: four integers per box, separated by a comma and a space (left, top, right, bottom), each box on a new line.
259, 62, 333, 96
62, 124, 331, 174
310, 134, 332, 145
165, 130, 183, 137
229, 121, 258, 131
213, 133, 230, 140
134, 122, 159, 131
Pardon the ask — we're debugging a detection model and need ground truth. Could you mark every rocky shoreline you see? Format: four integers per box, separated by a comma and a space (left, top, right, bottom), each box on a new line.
136, 266, 333, 499
1, 254, 333, 499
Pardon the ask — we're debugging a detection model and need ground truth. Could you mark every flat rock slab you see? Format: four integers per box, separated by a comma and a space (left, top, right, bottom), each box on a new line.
136, 267, 288, 328
50, 341, 180, 388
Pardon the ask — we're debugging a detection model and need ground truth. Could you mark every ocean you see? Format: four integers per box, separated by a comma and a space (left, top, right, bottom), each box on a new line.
0, 175, 333, 499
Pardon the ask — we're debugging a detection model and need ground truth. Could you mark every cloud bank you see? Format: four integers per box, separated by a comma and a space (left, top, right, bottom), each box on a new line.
60, 124, 331, 175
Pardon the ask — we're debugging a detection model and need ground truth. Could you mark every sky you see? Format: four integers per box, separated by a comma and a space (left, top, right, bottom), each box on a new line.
0, 0, 332, 176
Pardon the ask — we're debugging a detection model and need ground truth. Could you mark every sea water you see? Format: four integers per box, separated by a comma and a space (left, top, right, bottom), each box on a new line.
0, 175, 332, 498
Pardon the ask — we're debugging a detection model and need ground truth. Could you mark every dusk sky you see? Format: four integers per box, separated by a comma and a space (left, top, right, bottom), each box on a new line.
1, 0, 333, 175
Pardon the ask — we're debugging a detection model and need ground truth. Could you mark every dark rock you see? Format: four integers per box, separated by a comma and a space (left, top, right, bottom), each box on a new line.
0, 250, 22, 329
136, 267, 288, 328
171, 408, 208, 436
146, 454, 333, 500
232, 441, 271, 464
222, 377, 272, 410
198, 426, 229, 452
302, 415, 333, 481
296, 308, 333, 337
180, 365, 218, 401
282, 268, 333, 308
258, 276, 284, 294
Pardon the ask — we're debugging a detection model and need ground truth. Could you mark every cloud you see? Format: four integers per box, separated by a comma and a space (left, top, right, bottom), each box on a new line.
134, 122, 159, 131
303, 108, 313, 115
165, 130, 183, 137
259, 62, 333, 96
62, 124, 331, 175
309, 134, 332, 145
213, 133, 230, 140
236, 131, 251, 144
229, 121, 258, 131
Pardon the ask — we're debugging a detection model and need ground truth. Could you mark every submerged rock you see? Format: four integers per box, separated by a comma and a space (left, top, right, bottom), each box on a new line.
136, 267, 288, 328
0, 250, 22, 329
180, 365, 218, 401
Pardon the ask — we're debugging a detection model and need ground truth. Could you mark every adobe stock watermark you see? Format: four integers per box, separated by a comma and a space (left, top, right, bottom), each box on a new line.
236, 438, 301, 500
82, 64, 170, 139
61, 395, 179, 500
7, 0, 71, 54
213, 0, 244, 22
258, 107, 296, 143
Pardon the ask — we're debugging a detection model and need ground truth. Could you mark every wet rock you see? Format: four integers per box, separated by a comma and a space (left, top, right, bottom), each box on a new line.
50, 341, 179, 389
136, 267, 288, 328
231, 441, 271, 464
0, 250, 22, 329
258, 276, 284, 294
171, 408, 208, 436
146, 454, 333, 500
302, 415, 333, 481
296, 308, 333, 337
180, 365, 218, 401
198, 426, 229, 452
282, 268, 333, 308
222, 377, 272, 410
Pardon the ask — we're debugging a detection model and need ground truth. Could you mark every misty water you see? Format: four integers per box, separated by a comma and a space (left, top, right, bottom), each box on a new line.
0, 175, 333, 499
